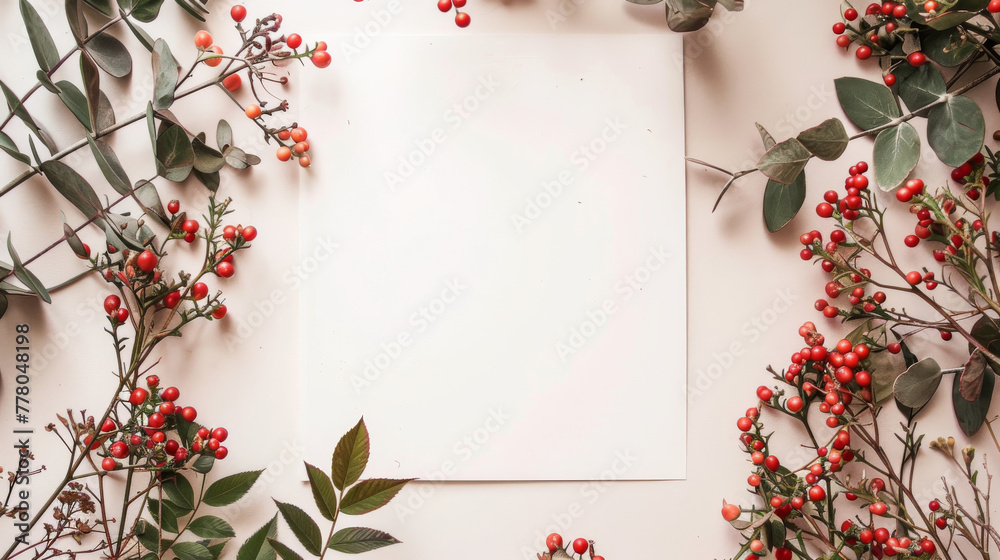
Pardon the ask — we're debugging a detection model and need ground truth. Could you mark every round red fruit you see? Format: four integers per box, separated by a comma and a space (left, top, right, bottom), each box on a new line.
222, 74, 242, 92
786, 396, 804, 412
241, 226, 258, 241
194, 30, 213, 49
216, 262, 235, 278
182, 220, 199, 234
311, 51, 332, 69
104, 295, 121, 314
102, 457, 118, 471
129, 388, 148, 405
212, 305, 227, 319
215, 446, 229, 459
286, 33, 302, 49
167, 200, 179, 214
136, 250, 157, 273
181, 407, 198, 422
572, 539, 588, 555
546, 534, 563, 553
809, 485, 826, 501
231, 5, 247, 22
455, 12, 471, 27
191, 282, 209, 300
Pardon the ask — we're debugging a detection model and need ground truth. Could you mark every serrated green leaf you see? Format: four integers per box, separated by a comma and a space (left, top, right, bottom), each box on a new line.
763, 171, 805, 233
340, 478, 413, 516
796, 118, 848, 161
273, 500, 323, 556
267, 539, 303, 560
161, 473, 195, 511
327, 528, 401, 554
191, 453, 215, 474
954, 363, 995, 436
55, 80, 92, 131
873, 122, 920, 191
172, 541, 214, 560
147, 499, 180, 533
237, 515, 278, 560
203, 470, 262, 507
756, 138, 810, 184
0, 132, 30, 165
893, 358, 942, 408
927, 95, 984, 167
87, 32, 132, 78
156, 124, 194, 182
304, 462, 338, 522
7, 234, 50, 304
835, 77, 900, 132
664, 0, 716, 32
188, 515, 236, 538
897, 62, 946, 112
134, 519, 166, 555
20, 0, 59, 72
152, 39, 178, 110
207, 541, 226, 560
333, 418, 370, 491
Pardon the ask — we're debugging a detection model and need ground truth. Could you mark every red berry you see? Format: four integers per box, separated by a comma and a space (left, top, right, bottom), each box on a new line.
311, 51, 332, 68
856, 45, 872, 60
102, 457, 118, 471
907, 52, 927, 66
164, 291, 181, 309
896, 187, 913, 202
291, 128, 308, 143
737, 417, 753, 432
990, 0, 1000, 12
129, 388, 149, 405
845, 8, 859, 19
546, 534, 563, 553
216, 262, 235, 278
136, 250, 157, 273
883, 73, 896, 86
102, 418, 117, 432
167, 200, 180, 214
870, 502, 888, 515
905, 271, 922, 285
786, 396, 804, 413
223, 225, 238, 241
756, 386, 773, 401
212, 305, 228, 320
231, 5, 247, 22
222, 74, 242, 92
438, 0, 452, 10
816, 202, 834, 218
104, 295, 121, 314
215, 446, 229, 459
110, 441, 129, 459
455, 12, 471, 27
929, 499, 940, 511
191, 282, 209, 300
765, 455, 780, 471
148, 413, 165, 429
194, 30, 213, 49
572, 539, 588, 555
286, 33, 302, 49
836, 35, 852, 48
241, 226, 258, 241
833, 22, 847, 34
182, 220, 199, 234
454, 0, 467, 5
181, 406, 198, 422
211, 427, 229, 442
809, 485, 826, 501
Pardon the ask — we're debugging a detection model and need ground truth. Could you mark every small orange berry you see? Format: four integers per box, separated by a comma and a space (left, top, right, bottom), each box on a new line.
194, 30, 213, 49
298, 155, 311, 168
245, 104, 261, 119
293, 141, 309, 154
291, 127, 308, 142
276, 146, 292, 161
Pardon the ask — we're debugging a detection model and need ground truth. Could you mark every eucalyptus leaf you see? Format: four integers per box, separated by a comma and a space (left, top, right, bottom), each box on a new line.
192, 137, 226, 174
156, 125, 194, 182
795, 118, 848, 161
922, 27, 978, 67
763, 171, 805, 232
123, 16, 155, 52
893, 358, 942, 409
87, 33, 132, 78
80, 52, 100, 132
131, 0, 166, 22
36, 70, 59, 93
834, 77, 900, 131
664, 0, 716, 32
927, 95, 984, 167
151, 39, 178, 110
1, 80, 55, 154
216, 120, 233, 151
897, 62, 946, 112
83, 0, 114, 16
97, 90, 115, 130
134, 180, 169, 225
87, 136, 131, 195
873, 122, 920, 190
20, 0, 59, 72
193, 169, 220, 192
953, 364, 995, 436
0, 132, 30, 165
960, 350, 989, 402
755, 122, 775, 150
66, 0, 88, 43
39, 160, 105, 221
55, 80, 92, 131
969, 316, 1000, 372
223, 146, 260, 169
174, 0, 208, 21
625, 0, 663, 4
63, 222, 88, 258
756, 138, 810, 184
7, 234, 51, 303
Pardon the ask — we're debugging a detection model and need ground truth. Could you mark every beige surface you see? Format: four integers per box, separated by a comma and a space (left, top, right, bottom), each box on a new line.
0, 1, 990, 559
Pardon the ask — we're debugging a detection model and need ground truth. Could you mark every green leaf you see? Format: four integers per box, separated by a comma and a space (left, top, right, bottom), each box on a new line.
147, 499, 180, 533
340, 479, 413, 516
924, 10, 979, 30
0, 292, 9, 320
327, 528, 401, 554
202, 470, 262, 507
927, 95, 984, 167
39, 160, 104, 220
762, 171, 805, 233
1, 80, 54, 154
755, 122, 775, 150
87, 136, 131, 195
55, 80, 92, 131
223, 146, 261, 169
897, 62, 946, 112
36, 70, 59, 93
66, 0, 88, 43
194, 169, 220, 193
132, 0, 166, 22
756, 138, 810, 184
80, 52, 100, 132
960, 350, 990, 402
237, 515, 278, 560
83, 0, 114, 16
172, 541, 214, 560
134, 519, 167, 555
97, 90, 115, 130
192, 137, 226, 174
20, 0, 59, 72
191, 453, 215, 474
87, 32, 132, 78
7, 234, 51, 303
970, 316, 1000, 372
207, 541, 227, 560
188, 515, 236, 538
625, 0, 663, 4
123, 16, 155, 52
267, 539, 304, 560
0, 132, 30, 165
63, 221, 87, 258
156, 125, 195, 182
664, 0, 717, 32
795, 118, 848, 161
175, 0, 209, 20
161, 473, 195, 510
922, 27, 978, 67
873, 122, 920, 191
216, 120, 233, 151
893, 358, 943, 409
953, 362, 995, 436
273, 500, 323, 556
834, 77, 900, 132
304, 462, 338, 522
152, 39, 178, 110
134, 180, 169, 225
333, 418, 370, 491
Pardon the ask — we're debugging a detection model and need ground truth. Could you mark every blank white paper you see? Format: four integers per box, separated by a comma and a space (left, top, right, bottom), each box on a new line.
298, 34, 686, 481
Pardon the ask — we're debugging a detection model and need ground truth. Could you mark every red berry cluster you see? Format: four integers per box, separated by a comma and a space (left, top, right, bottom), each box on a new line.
724, 323, 944, 559
437, 0, 471, 27
541, 534, 605, 560
833, 2, 929, 86
274, 126, 313, 167
949, 152, 989, 201
92, 375, 230, 472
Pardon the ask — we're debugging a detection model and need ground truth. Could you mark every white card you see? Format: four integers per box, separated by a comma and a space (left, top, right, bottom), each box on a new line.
299, 33, 686, 480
